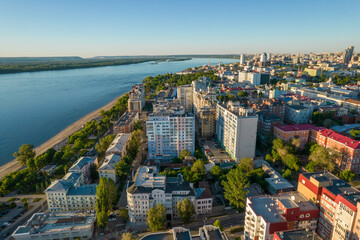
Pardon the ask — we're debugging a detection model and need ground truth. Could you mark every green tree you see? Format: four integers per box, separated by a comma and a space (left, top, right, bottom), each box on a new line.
133, 120, 144, 131
13, 144, 36, 165
107, 178, 117, 206
147, 204, 166, 231
222, 166, 249, 210
115, 160, 130, 180
308, 145, 337, 172
9, 201, 16, 209
238, 157, 254, 172
95, 135, 116, 158
237, 91, 248, 97
177, 198, 195, 224
210, 165, 223, 181
282, 169, 292, 180
96, 177, 111, 228
191, 160, 205, 174
213, 219, 224, 231
179, 149, 191, 160
26, 158, 36, 169
339, 170, 356, 182
118, 208, 129, 222
121, 232, 134, 240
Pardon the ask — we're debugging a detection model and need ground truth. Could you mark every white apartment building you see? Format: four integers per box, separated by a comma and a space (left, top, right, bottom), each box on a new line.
177, 85, 193, 113
146, 112, 195, 162
244, 192, 318, 240
238, 72, 270, 86
98, 154, 120, 183
12, 213, 96, 240
45, 179, 97, 212
127, 166, 197, 226
216, 103, 258, 162
45, 157, 97, 212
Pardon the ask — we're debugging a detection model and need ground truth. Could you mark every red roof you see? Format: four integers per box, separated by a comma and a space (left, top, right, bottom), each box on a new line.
318, 129, 360, 149
276, 124, 324, 132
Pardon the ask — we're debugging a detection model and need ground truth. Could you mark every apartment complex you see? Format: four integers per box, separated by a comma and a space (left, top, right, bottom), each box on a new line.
313, 128, 360, 173
127, 166, 212, 226
199, 106, 216, 138
146, 109, 195, 162
177, 84, 193, 113
244, 192, 319, 240
238, 71, 270, 86
113, 111, 138, 134
128, 84, 145, 112
216, 103, 258, 161
12, 213, 95, 240
297, 171, 360, 240
274, 124, 324, 149
127, 166, 195, 226
45, 157, 97, 212
45, 179, 97, 212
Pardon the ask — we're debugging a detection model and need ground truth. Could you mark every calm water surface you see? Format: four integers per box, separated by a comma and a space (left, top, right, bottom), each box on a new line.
0, 58, 236, 166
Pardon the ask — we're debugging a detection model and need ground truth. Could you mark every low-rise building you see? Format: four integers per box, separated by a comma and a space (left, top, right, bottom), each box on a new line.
12, 212, 95, 240
68, 156, 93, 184
45, 180, 97, 212
105, 133, 131, 156
261, 161, 294, 194
98, 154, 120, 183
40, 165, 57, 175
274, 124, 324, 149
273, 229, 321, 240
244, 192, 319, 240
194, 181, 213, 215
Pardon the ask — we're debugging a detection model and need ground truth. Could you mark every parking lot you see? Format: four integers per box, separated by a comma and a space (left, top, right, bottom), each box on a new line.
202, 139, 233, 165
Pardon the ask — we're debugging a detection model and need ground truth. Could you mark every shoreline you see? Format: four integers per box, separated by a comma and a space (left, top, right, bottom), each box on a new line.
0, 91, 129, 180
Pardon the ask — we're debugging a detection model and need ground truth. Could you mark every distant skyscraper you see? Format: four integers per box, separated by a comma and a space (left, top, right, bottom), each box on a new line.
240, 54, 245, 65
343, 46, 354, 64
218, 61, 221, 69
260, 53, 267, 63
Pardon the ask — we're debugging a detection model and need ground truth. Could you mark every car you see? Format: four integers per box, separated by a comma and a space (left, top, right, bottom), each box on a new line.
3, 222, 10, 226
108, 217, 116, 222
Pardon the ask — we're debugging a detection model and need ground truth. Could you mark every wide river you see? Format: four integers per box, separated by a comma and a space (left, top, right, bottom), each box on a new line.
0, 58, 236, 166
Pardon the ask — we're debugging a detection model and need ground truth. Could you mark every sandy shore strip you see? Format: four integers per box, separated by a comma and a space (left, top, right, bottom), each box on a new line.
0, 92, 129, 180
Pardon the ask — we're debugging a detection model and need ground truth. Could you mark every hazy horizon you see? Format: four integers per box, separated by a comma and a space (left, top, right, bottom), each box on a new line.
1, 0, 360, 58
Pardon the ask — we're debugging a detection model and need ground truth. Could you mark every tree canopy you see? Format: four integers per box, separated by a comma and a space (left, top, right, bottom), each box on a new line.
147, 204, 166, 231
177, 198, 195, 224
13, 144, 35, 165
222, 166, 249, 210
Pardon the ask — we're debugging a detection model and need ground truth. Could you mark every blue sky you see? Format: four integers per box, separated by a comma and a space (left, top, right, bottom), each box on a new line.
0, 0, 359, 57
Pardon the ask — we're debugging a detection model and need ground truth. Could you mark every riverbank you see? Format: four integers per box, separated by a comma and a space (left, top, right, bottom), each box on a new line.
0, 92, 129, 180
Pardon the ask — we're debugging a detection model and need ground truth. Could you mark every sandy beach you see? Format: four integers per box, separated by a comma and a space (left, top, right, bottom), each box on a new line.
0, 92, 129, 180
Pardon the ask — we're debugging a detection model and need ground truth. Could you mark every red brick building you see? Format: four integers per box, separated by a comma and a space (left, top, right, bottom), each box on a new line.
274, 124, 324, 149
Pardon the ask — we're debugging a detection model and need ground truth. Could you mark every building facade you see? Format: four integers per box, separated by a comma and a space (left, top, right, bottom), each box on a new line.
128, 84, 145, 112
177, 85, 193, 113
127, 166, 200, 226
216, 103, 258, 162
244, 192, 319, 240
146, 112, 195, 162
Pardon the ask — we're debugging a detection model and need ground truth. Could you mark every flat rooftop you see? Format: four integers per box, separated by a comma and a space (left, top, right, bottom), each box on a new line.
275, 229, 321, 240
13, 213, 95, 236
